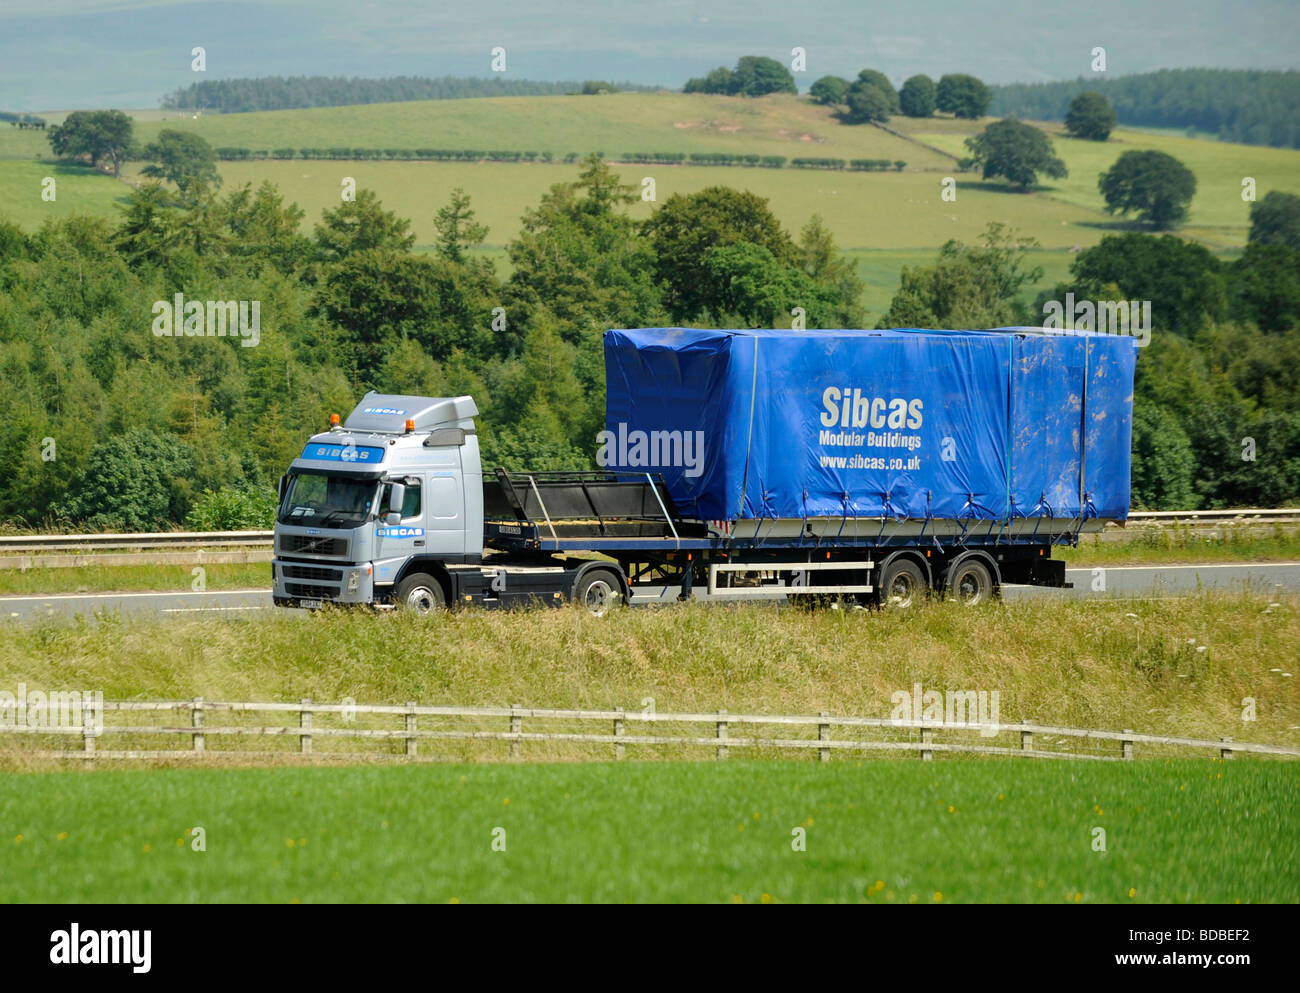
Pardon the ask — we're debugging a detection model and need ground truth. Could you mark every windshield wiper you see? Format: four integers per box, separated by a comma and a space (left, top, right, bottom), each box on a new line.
315, 509, 365, 527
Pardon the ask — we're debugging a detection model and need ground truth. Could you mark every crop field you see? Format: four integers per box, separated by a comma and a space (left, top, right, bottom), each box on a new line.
2, 759, 1295, 902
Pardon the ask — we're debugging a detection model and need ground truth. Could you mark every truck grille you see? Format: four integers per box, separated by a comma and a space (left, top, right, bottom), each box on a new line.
282, 564, 344, 583
286, 583, 339, 600
280, 535, 349, 557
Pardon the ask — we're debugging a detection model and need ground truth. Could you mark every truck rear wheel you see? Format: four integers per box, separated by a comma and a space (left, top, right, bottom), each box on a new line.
395, 573, 446, 614
575, 569, 622, 617
947, 559, 995, 606
879, 558, 927, 609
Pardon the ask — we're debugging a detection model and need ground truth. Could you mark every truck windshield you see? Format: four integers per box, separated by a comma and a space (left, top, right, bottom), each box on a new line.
278, 472, 379, 527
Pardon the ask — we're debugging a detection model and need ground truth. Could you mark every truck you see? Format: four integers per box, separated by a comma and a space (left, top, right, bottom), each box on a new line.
272, 326, 1136, 614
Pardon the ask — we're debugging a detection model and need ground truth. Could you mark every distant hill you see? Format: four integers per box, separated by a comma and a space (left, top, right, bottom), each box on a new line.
989, 69, 1300, 148
160, 75, 659, 113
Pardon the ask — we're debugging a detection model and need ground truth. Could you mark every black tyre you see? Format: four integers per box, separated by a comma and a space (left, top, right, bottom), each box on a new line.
574, 568, 622, 616
946, 558, 995, 606
394, 572, 446, 614
879, 558, 927, 609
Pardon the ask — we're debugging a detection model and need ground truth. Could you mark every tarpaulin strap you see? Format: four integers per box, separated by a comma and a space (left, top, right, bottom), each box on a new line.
735, 336, 760, 519
1029, 493, 1053, 542
957, 494, 999, 546
834, 493, 855, 544
875, 492, 907, 543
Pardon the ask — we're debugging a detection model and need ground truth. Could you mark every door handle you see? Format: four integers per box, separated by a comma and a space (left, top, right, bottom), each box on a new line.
414, 540, 425, 546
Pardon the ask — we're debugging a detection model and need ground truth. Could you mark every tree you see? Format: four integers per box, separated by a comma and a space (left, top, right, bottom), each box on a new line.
899, 75, 937, 118
731, 56, 797, 97
936, 74, 991, 119
876, 223, 1043, 329
47, 109, 134, 177
141, 129, 221, 196
1048, 233, 1226, 336
1228, 243, 1300, 332
216, 180, 310, 275
1130, 404, 1197, 509
54, 429, 195, 531
964, 118, 1067, 190
1064, 91, 1116, 140
798, 214, 866, 326
1249, 191, 1300, 249
845, 69, 898, 122
845, 84, 891, 123
580, 80, 618, 94
643, 186, 797, 322
434, 187, 489, 264
1098, 150, 1197, 229
314, 188, 415, 261
809, 75, 850, 105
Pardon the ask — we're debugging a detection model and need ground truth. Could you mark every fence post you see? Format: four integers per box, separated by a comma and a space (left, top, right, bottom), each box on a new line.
1220, 737, 1234, 760
300, 698, 312, 755
82, 696, 96, 762
818, 712, 831, 763
1122, 730, 1134, 761
405, 702, 417, 759
1020, 719, 1033, 754
614, 707, 625, 761
716, 709, 728, 760
921, 724, 933, 762
510, 704, 522, 759
192, 697, 205, 754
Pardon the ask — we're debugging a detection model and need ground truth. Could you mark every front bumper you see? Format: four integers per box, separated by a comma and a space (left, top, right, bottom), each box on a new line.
273, 558, 376, 607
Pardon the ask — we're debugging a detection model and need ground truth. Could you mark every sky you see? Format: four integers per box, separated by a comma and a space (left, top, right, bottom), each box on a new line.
1, 0, 1297, 110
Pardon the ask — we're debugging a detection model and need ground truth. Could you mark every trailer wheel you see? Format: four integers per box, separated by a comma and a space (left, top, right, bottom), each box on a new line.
879, 558, 927, 609
947, 559, 995, 606
575, 569, 622, 617
394, 573, 446, 614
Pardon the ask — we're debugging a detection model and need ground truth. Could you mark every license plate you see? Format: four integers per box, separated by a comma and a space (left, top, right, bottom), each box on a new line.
297, 599, 323, 610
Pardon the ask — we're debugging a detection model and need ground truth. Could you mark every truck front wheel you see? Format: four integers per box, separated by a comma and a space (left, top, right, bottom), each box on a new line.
395, 573, 446, 614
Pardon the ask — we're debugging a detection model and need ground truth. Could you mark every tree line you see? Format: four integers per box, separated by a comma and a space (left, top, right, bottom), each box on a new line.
159, 75, 655, 113
989, 69, 1300, 148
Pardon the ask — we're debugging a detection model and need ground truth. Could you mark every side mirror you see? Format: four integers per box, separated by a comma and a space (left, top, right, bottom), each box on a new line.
386, 482, 406, 521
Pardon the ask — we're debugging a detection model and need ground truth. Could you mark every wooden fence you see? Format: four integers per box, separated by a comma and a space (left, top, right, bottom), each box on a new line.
3, 699, 1298, 764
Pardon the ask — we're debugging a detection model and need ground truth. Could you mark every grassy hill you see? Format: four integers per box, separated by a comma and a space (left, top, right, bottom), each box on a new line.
5, 93, 1299, 315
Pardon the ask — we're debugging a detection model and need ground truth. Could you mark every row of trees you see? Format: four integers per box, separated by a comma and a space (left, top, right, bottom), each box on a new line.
990, 68, 1300, 149
0, 156, 865, 529
160, 75, 651, 113
810, 71, 992, 123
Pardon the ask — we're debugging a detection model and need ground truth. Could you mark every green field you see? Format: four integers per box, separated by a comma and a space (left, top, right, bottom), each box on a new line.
904, 119, 1300, 249
0, 561, 267, 596
5, 93, 1297, 313
0, 160, 131, 227
126, 93, 952, 168
2, 759, 1294, 902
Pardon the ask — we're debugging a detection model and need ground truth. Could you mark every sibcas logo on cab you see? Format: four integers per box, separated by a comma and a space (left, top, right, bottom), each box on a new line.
377, 527, 424, 538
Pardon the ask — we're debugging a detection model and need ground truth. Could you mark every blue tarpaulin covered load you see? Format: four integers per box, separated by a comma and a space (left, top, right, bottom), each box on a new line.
602, 327, 1136, 524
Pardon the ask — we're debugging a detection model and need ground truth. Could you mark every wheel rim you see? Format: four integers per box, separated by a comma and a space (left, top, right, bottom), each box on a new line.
405, 585, 439, 614
956, 568, 985, 605
583, 579, 615, 616
887, 572, 915, 608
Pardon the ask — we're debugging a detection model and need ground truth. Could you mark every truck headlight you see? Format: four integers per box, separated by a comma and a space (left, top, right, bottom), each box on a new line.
347, 569, 361, 592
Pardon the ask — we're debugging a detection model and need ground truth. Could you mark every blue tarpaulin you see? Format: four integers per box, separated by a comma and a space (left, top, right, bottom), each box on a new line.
603, 327, 1136, 523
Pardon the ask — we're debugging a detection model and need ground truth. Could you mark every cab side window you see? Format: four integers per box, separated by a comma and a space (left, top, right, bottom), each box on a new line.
381, 480, 422, 520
